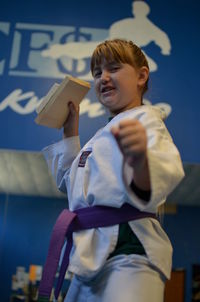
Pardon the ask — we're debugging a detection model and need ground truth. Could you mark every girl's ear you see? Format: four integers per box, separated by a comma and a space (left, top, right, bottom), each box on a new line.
137, 66, 149, 88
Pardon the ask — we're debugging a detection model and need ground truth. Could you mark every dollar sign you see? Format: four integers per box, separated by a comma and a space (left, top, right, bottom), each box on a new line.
57, 28, 91, 77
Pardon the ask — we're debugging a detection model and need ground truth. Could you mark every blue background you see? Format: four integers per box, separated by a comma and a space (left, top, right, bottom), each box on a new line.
0, 0, 200, 162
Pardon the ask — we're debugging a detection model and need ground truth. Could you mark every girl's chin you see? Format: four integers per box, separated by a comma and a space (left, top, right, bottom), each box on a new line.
100, 96, 117, 106
101, 101, 116, 110
101, 102, 122, 114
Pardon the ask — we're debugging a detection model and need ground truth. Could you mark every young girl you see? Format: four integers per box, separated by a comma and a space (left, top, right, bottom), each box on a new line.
41, 39, 184, 302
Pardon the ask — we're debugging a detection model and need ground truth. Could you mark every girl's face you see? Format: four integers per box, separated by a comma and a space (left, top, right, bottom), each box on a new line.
93, 60, 143, 115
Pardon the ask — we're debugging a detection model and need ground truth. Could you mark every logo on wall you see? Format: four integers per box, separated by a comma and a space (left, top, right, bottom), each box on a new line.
0, 0, 171, 118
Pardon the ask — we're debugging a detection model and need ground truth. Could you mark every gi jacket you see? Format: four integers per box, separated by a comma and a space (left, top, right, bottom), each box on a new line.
43, 105, 184, 280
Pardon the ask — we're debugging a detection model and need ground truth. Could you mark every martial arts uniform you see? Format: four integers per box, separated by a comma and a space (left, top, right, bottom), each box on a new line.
43, 105, 184, 302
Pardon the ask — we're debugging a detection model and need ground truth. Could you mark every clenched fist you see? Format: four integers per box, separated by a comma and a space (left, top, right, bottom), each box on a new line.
111, 119, 150, 191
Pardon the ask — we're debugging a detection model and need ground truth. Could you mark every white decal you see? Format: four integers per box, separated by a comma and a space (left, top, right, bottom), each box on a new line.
0, 89, 40, 114
42, 1, 171, 75
80, 98, 105, 117
143, 98, 172, 119
0, 1, 173, 118
0, 90, 105, 117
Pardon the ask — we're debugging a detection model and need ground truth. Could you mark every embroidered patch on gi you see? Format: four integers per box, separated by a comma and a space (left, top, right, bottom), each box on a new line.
78, 150, 92, 167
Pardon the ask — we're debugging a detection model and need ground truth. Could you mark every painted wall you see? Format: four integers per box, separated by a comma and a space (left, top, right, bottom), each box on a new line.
0, 0, 200, 162
0, 194, 67, 302
164, 206, 200, 302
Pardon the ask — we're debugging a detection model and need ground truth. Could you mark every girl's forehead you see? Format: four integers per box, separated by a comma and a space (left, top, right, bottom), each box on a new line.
93, 58, 121, 69
91, 47, 134, 71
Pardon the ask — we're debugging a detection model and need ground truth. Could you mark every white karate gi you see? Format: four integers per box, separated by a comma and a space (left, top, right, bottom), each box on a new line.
43, 105, 184, 302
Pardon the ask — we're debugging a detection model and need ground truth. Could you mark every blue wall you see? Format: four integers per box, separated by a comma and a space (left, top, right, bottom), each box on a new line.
0, 194, 67, 302
164, 206, 200, 302
1, 193, 200, 302
0, 0, 200, 162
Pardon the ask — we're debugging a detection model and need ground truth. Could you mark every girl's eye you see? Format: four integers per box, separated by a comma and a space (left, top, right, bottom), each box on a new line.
94, 70, 101, 78
109, 66, 120, 72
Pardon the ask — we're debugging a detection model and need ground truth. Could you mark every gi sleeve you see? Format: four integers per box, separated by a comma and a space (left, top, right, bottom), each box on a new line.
42, 136, 81, 193
122, 109, 185, 212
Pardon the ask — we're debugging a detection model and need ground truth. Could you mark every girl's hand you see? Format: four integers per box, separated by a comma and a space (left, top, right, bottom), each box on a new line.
63, 102, 80, 138
111, 119, 147, 169
111, 119, 150, 191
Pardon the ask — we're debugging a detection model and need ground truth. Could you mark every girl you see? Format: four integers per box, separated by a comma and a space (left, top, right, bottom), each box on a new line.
42, 39, 184, 302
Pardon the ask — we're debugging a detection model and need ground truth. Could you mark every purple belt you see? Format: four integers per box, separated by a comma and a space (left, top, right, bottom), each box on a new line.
38, 203, 157, 301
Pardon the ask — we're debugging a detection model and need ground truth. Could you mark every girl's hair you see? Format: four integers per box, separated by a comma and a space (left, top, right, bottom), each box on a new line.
90, 39, 149, 96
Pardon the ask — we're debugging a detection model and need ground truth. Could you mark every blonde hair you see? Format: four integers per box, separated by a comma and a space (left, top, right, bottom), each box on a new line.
90, 39, 149, 96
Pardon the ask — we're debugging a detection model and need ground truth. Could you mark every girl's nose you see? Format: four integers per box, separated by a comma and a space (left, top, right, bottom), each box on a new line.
101, 70, 110, 83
